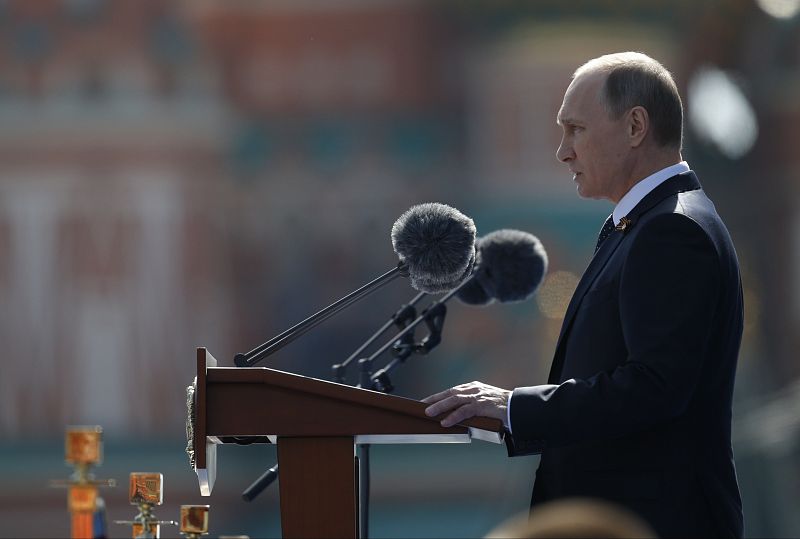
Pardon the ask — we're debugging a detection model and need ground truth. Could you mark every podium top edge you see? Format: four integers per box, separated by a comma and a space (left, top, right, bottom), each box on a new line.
204, 365, 504, 434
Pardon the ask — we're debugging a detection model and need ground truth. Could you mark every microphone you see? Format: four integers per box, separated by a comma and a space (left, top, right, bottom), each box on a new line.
335, 229, 548, 384
456, 229, 548, 306
242, 464, 279, 502
356, 229, 548, 384
392, 202, 477, 293
234, 202, 476, 367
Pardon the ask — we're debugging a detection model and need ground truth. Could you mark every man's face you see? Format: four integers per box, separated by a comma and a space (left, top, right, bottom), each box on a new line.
556, 71, 630, 202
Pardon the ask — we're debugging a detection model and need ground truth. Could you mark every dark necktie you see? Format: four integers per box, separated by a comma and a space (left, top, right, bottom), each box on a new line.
594, 215, 615, 253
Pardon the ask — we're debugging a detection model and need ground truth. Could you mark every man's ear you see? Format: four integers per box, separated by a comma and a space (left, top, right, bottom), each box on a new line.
628, 106, 649, 148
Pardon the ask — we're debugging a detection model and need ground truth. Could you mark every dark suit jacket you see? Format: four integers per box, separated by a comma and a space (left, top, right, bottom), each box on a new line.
506, 172, 744, 538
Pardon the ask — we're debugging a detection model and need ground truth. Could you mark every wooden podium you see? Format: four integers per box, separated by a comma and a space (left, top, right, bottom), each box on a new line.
191, 348, 504, 538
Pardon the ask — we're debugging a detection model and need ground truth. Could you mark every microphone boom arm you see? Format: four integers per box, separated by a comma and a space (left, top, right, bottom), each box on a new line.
333, 291, 426, 383
362, 276, 468, 367
235, 262, 408, 367
369, 302, 447, 392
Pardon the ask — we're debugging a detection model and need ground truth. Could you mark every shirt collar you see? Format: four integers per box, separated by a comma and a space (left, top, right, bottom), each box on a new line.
612, 161, 691, 225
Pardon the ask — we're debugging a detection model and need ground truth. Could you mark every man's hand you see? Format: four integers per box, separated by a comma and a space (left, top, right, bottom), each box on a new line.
422, 381, 512, 428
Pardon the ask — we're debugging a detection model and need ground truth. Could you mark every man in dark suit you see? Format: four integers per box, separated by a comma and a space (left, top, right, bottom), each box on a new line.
423, 52, 744, 537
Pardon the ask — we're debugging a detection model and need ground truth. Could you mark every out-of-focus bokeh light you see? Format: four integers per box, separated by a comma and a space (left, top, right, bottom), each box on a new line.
688, 66, 759, 160
743, 287, 761, 339
536, 270, 579, 320
735, 379, 800, 456
756, 0, 800, 19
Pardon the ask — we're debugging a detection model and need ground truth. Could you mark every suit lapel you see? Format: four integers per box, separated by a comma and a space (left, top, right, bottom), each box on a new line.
546, 171, 702, 384
625, 171, 700, 223
547, 230, 625, 383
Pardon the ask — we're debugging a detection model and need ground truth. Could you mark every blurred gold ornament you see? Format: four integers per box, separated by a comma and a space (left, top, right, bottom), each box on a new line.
49, 426, 116, 539
115, 473, 177, 538
66, 427, 102, 466
180, 505, 210, 538
129, 472, 163, 506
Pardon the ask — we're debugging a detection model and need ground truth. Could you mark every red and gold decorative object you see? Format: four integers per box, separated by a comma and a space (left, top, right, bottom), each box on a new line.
180, 505, 210, 538
115, 472, 177, 539
49, 426, 116, 539
615, 216, 634, 233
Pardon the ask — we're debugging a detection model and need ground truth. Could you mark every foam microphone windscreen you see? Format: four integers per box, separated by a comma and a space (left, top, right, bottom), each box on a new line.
457, 229, 548, 305
391, 202, 477, 294
454, 247, 493, 305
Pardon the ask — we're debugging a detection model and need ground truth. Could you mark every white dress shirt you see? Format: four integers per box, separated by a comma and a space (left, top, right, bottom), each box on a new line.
505, 161, 692, 431
612, 161, 690, 225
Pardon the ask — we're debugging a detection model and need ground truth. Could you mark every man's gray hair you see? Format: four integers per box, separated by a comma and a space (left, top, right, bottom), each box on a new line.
575, 52, 683, 149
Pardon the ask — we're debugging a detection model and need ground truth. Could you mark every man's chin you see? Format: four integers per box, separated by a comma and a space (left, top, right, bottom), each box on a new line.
576, 186, 605, 201
575, 179, 605, 200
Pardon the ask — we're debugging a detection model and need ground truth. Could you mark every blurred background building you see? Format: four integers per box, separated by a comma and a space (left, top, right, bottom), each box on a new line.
0, 0, 798, 537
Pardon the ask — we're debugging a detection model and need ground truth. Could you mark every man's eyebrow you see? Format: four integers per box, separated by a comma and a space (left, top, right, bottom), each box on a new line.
557, 116, 578, 126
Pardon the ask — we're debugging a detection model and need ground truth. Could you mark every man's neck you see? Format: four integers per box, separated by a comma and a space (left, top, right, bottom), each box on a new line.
612, 150, 683, 203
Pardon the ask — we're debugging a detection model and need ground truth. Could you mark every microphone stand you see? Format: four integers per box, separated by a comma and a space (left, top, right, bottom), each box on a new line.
333, 291, 426, 384
369, 301, 447, 393
234, 262, 408, 367
357, 278, 468, 371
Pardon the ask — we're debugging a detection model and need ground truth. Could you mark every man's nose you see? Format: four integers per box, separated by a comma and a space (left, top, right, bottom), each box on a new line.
556, 137, 573, 163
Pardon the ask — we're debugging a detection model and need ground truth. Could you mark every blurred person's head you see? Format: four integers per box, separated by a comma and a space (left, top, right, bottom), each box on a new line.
485, 498, 657, 538
556, 51, 683, 203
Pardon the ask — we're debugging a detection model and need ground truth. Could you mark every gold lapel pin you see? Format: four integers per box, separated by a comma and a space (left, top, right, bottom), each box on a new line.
615, 216, 633, 232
